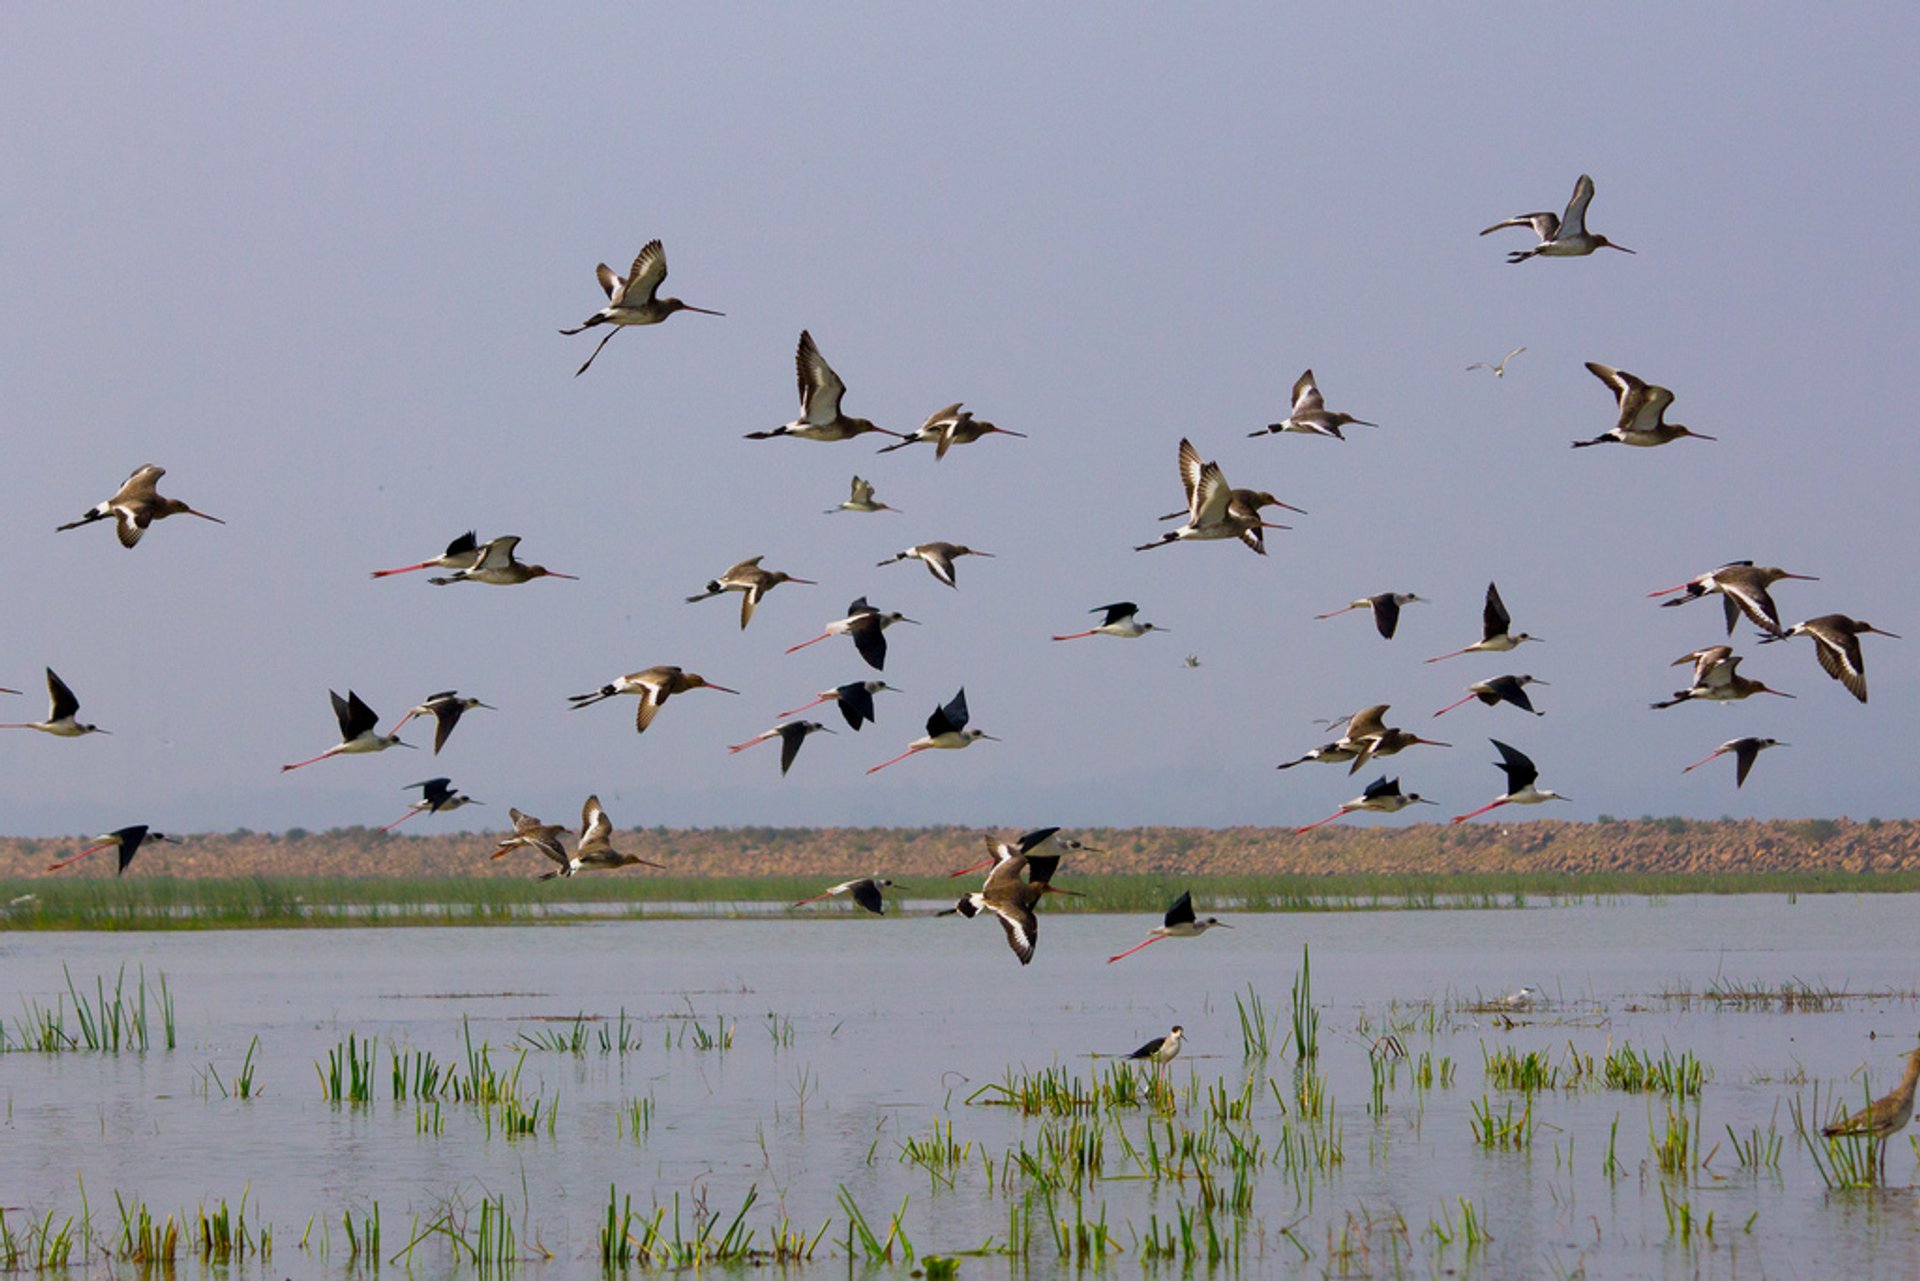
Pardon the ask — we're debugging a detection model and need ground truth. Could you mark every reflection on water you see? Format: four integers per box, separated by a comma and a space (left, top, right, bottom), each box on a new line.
3, 894, 1920, 1278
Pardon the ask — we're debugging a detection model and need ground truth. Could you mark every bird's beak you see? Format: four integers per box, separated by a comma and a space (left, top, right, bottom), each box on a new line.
789, 577, 819, 585
899, 617, 921, 626
819, 726, 838, 734
1412, 737, 1451, 748
974, 551, 997, 558
1607, 244, 1636, 253
188, 510, 227, 524
1532, 679, 1551, 686
1870, 627, 1903, 639
1414, 798, 1438, 805
1688, 431, 1718, 441
397, 739, 417, 748
545, 571, 581, 580
979, 733, 1002, 742
476, 701, 498, 711
1216, 922, 1235, 929
709, 684, 741, 695
683, 305, 726, 316
156, 834, 182, 843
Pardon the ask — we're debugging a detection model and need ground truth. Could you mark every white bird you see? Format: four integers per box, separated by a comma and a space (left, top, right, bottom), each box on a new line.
0, 668, 108, 738
1451, 740, 1570, 823
1107, 892, 1232, 964
280, 690, 408, 771
1466, 348, 1526, 377
1052, 601, 1167, 641
866, 688, 997, 774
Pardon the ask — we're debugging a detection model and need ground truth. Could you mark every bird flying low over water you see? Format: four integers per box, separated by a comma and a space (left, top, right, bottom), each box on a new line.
792, 876, 893, 915
1760, 614, 1901, 703
491, 808, 569, 866
728, 720, 835, 775
55, 464, 224, 548
1426, 582, 1539, 663
1251, 370, 1377, 440
877, 402, 1025, 458
786, 598, 917, 671
280, 690, 408, 770
876, 542, 993, 589
685, 556, 816, 629
1315, 592, 1423, 640
1481, 173, 1633, 262
1294, 776, 1437, 833
46, 825, 178, 876
1053, 601, 1166, 641
1107, 891, 1231, 964
1648, 561, 1817, 637
940, 831, 1082, 966
1451, 740, 1569, 824
379, 778, 481, 833
393, 690, 495, 755
567, 666, 738, 733
867, 688, 997, 774
1682, 736, 1786, 788
1334, 705, 1450, 775
428, 535, 577, 586
537, 795, 664, 880
746, 331, 905, 442
559, 239, 723, 376
945, 826, 1102, 880
0, 668, 107, 738
1574, 363, 1715, 448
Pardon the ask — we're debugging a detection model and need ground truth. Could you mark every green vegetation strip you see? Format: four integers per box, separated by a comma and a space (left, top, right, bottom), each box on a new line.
3, 871, 1919, 931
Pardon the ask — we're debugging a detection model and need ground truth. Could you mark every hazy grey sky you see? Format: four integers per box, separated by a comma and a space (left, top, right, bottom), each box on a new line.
2, 7, 1913, 837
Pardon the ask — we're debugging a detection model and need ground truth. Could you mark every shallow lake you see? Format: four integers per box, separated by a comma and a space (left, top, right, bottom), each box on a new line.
4, 893, 1920, 1278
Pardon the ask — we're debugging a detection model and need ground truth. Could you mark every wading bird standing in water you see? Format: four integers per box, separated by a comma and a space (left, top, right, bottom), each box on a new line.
1822, 1047, 1920, 1178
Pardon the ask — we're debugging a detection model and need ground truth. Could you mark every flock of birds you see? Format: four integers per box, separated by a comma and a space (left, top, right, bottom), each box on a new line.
18, 178, 1905, 988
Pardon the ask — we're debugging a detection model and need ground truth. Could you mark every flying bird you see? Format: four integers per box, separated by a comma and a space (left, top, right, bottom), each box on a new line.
786, 597, 917, 671
1574, 363, 1716, 448
792, 876, 893, 915
372, 531, 484, 579
490, 807, 569, 867
1480, 173, 1634, 262
538, 795, 664, 880
867, 688, 997, 774
1467, 347, 1526, 377
1294, 776, 1437, 833
55, 465, 224, 548
280, 690, 408, 770
1335, 704, 1449, 774
567, 666, 739, 732
825, 475, 899, 514
379, 777, 481, 833
393, 690, 495, 755
1052, 601, 1167, 641
1250, 370, 1377, 440
1761, 614, 1901, 703
559, 239, 722, 376
1433, 674, 1547, 718
1651, 645, 1793, 708
46, 825, 178, 876
1315, 592, 1424, 640
1451, 740, 1570, 823
1648, 561, 1818, 637
0, 668, 108, 738
939, 831, 1081, 966
727, 720, 835, 775
944, 826, 1102, 880
745, 331, 905, 442
428, 535, 577, 586
1426, 582, 1540, 663
685, 556, 816, 629
1136, 438, 1297, 555
777, 679, 898, 730
1681, 737, 1786, 788
876, 542, 993, 589
1107, 891, 1231, 964
876, 402, 1025, 458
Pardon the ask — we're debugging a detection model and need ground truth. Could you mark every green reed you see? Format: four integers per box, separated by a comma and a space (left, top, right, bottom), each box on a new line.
1290, 944, 1319, 1061
317, 1032, 376, 1103
207, 1035, 261, 1099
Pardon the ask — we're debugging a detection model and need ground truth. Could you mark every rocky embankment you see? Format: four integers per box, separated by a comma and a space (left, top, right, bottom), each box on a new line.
3, 818, 1916, 881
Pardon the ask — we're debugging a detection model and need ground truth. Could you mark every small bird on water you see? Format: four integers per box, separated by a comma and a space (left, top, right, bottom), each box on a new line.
1126, 1025, 1184, 1067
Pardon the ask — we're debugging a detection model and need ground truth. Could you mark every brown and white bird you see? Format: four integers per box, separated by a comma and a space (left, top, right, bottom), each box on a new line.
45, 825, 178, 876
1336, 704, 1449, 775
567, 666, 739, 733
1681, 737, 1786, 788
539, 795, 664, 880
792, 876, 893, 915
280, 690, 408, 770
1651, 646, 1793, 708
372, 531, 485, 579
1451, 740, 1569, 823
1822, 1047, 1920, 1175
786, 597, 917, 671
1315, 592, 1424, 640
429, 535, 577, 586
727, 720, 835, 775
1294, 776, 1437, 833
943, 826, 1103, 880
490, 807, 570, 866
1481, 174, 1634, 262
1762, 614, 1902, 703
777, 679, 898, 730
393, 690, 495, 755
1649, 561, 1818, 637
824, 475, 900, 515
940, 831, 1081, 966
379, 777, 481, 833
746, 331, 904, 442
1136, 438, 1297, 555
0, 668, 108, 739
1107, 891, 1231, 964
876, 402, 1026, 458
559, 239, 722, 376
56, 464, 224, 549
1574, 363, 1716, 448
876, 542, 993, 589
1433, 674, 1547, 718
685, 556, 816, 629
867, 688, 997, 773
1425, 582, 1540, 663
1251, 369, 1377, 440
1052, 601, 1166, 641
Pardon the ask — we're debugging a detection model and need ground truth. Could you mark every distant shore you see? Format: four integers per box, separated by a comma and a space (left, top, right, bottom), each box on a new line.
4, 818, 1915, 881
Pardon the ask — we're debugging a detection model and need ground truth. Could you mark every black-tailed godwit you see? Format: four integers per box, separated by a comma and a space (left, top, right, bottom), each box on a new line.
876, 402, 1025, 458
745, 331, 905, 442
1250, 370, 1376, 440
1574, 363, 1716, 448
567, 666, 739, 733
55, 465, 224, 548
825, 475, 899, 514
876, 542, 993, 589
1481, 174, 1633, 262
685, 556, 816, 629
1761, 614, 1901, 703
559, 239, 722, 376
1648, 562, 1818, 637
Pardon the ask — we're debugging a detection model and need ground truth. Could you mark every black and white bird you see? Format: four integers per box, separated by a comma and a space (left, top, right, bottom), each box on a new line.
1052, 601, 1167, 641
45, 825, 178, 876
1433, 674, 1547, 718
940, 832, 1081, 966
0, 668, 108, 739
379, 778, 481, 833
280, 690, 409, 771
1294, 776, 1437, 833
393, 690, 495, 755
1451, 740, 1570, 823
792, 876, 893, 915
867, 688, 997, 774
786, 598, 918, 671
777, 680, 899, 730
1107, 892, 1231, 964
1315, 592, 1424, 640
1681, 737, 1787, 788
727, 720, 836, 775
1126, 1025, 1185, 1066
1425, 582, 1540, 663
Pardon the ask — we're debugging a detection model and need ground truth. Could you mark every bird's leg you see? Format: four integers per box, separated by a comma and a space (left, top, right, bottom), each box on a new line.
1106, 935, 1164, 965
573, 327, 620, 377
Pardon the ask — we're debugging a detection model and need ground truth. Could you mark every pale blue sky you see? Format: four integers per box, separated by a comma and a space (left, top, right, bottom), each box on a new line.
2, 7, 1913, 836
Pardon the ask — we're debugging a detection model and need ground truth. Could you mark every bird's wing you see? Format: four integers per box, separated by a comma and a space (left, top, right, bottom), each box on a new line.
1483, 582, 1511, 638
1192, 459, 1232, 526
595, 262, 621, 300
1164, 890, 1196, 927
343, 690, 380, 739
510, 808, 546, 836
838, 683, 876, 729
114, 510, 147, 548
431, 702, 463, 754
1480, 212, 1558, 239
1291, 370, 1323, 414
635, 688, 666, 732
1732, 741, 1761, 788
927, 688, 968, 737
778, 724, 805, 774
326, 688, 353, 737
1718, 575, 1782, 634
849, 475, 874, 504
1098, 602, 1138, 624
113, 465, 166, 502
1489, 739, 1538, 791
851, 617, 889, 670
986, 901, 1037, 965
475, 535, 521, 570
1236, 523, 1267, 555
1811, 626, 1868, 700
795, 331, 846, 423
1505, 682, 1537, 714
851, 879, 885, 915
1176, 438, 1206, 517
624, 240, 668, 305
1626, 383, 1674, 434
922, 547, 957, 588
1561, 174, 1596, 237
1584, 362, 1633, 408
580, 795, 613, 848
1360, 776, 1397, 801
444, 531, 479, 557
1371, 595, 1400, 639
1342, 704, 1390, 742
